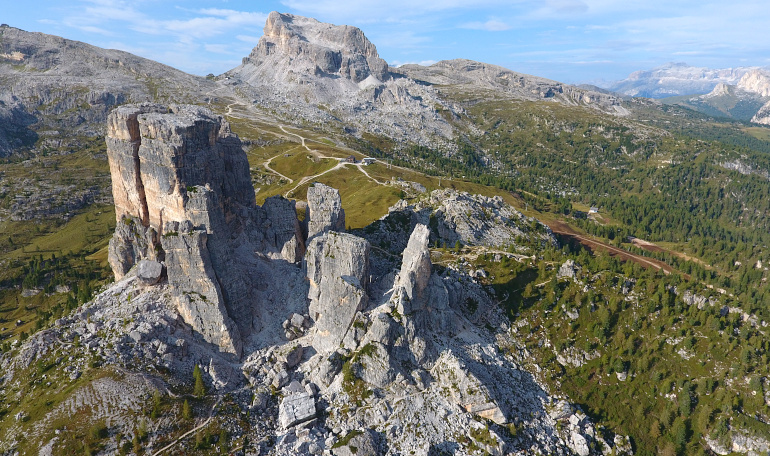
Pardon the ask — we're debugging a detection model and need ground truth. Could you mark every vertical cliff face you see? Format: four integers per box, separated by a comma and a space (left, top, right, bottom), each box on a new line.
306, 183, 346, 240
107, 104, 255, 231
106, 104, 307, 357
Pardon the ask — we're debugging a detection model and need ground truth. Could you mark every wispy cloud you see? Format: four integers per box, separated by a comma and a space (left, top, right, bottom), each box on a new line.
391, 59, 438, 67
460, 19, 511, 32
45, 1, 268, 74
281, 0, 516, 24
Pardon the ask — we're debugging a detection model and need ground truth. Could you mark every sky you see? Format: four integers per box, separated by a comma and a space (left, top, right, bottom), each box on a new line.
4, 0, 770, 84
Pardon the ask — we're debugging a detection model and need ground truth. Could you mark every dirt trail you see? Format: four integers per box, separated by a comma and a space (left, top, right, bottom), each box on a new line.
547, 220, 676, 274
262, 149, 297, 183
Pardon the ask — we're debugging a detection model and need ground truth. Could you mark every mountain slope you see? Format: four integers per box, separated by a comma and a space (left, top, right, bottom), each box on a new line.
396, 59, 628, 116
0, 24, 216, 153
225, 11, 454, 149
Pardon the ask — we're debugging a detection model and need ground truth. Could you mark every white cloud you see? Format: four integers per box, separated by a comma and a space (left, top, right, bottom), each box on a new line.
236, 35, 262, 44
391, 59, 438, 67
460, 19, 511, 32
280, 0, 516, 23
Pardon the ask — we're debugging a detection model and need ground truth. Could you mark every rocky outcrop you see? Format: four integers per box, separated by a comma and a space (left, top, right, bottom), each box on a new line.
384, 189, 556, 250
390, 224, 454, 337
752, 99, 770, 125
738, 69, 770, 97
306, 183, 346, 240
0, 99, 37, 157
161, 225, 242, 355
106, 103, 308, 356
106, 104, 255, 231
305, 231, 370, 353
557, 259, 581, 280
108, 219, 161, 280
393, 224, 432, 307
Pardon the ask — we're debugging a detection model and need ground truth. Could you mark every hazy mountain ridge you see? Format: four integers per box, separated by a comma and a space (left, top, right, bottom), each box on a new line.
660, 68, 770, 122
605, 62, 765, 98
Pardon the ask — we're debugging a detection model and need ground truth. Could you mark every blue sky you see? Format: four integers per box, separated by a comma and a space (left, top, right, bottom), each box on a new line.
5, 0, 770, 84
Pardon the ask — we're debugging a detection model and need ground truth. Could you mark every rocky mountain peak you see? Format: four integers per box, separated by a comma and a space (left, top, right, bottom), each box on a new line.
244, 11, 388, 84
738, 69, 770, 97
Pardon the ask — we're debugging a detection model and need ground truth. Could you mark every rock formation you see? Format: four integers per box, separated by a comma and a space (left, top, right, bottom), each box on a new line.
244, 11, 388, 84
390, 224, 454, 337
383, 188, 556, 251
306, 183, 346, 240
261, 195, 306, 263
738, 69, 770, 97
305, 231, 370, 353
752, 100, 770, 125
106, 103, 308, 357
225, 12, 455, 151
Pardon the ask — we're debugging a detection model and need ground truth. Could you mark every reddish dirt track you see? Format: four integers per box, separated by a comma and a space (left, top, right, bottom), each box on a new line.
546, 220, 676, 274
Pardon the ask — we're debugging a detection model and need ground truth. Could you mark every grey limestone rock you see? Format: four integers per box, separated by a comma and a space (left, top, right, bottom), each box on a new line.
387, 188, 555, 249
306, 232, 370, 353
106, 103, 306, 357
245, 12, 388, 84
108, 218, 160, 280
752, 98, 770, 125
332, 429, 383, 456
391, 224, 454, 336
393, 224, 431, 309
307, 183, 346, 240
161, 229, 242, 356
136, 259, 164, 285
262, 195, 306, 263
557, 259, 580, 280
279, 392, 317, 429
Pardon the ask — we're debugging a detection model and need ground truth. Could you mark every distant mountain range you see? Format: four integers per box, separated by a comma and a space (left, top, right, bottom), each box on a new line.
600, 62, 770, 123
601, 62, 765, 98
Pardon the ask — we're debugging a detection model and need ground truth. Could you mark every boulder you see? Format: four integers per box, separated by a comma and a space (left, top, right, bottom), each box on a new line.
332, 429, 383, 456
136, 259, 163, 285
279, 392, 317, 429
557, 259, 580, 280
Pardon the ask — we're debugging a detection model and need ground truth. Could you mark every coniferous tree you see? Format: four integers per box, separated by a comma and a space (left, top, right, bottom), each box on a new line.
193, 365, 206, 398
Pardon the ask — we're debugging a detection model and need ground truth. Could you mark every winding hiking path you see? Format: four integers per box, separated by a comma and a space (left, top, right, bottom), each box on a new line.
277, 125, 383, 196
262, 150, 297, 183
